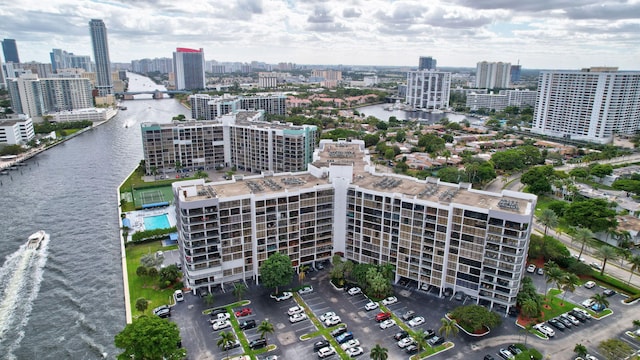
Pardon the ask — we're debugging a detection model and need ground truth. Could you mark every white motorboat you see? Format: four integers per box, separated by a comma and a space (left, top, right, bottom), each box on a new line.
27, 230, 48, 250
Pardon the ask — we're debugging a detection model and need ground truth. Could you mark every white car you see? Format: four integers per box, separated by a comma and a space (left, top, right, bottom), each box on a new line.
174, 289, 184, 302
534, 324, 555, 337
287, 306, 304, 316
573, 307, 592, 319
346, 346, 364, 357
526, 264, 536, 273
340, 339, 360, 350
584, 281, 596, 289
364, 301, 379, 311
408, 316, 425, 327
320, 311, 336, 322
210, 313, 231, 323
379, 319, 396, 329
382, 296, 398, 305
298, 286, 314, 295
581, 298, 596, 308
397, 337, 415, 348
289, 313, 308, 323
324, 316, 342, 327
347, 287, 362, 296
317, 346, 335, 358
272, 292, 293, 301
212, 320, 231, 331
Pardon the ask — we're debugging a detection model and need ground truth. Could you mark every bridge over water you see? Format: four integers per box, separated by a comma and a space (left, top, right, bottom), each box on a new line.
115, 90, 191, 100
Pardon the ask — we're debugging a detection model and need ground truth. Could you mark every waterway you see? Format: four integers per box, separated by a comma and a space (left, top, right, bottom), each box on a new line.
357, 103, 472, 123
0, 72, 188, 359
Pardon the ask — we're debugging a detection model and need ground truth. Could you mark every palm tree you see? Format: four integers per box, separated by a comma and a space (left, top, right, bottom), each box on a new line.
257, 320, 275, 345
542, 261, 559, 297
233, 283, 247, 301
538, 209, 559, 237
521, 298, 539, 319
561, 273, 580, 304
545, 267, 565, 302
591, 293, 610, 309
594, 245, 619, 276
369, 344, 388, 360
413, 329, 429, 352
632, 319, 640, 329
523, 323, 534, 347
574, 343, 588, 358
617, 230, 633, 249
438, 317, 459, 338
574, 227, 594, 260
203, 293, 215, 307
628, 255, 640, 285
299, 264, 309, 284
217, 331, 236, 359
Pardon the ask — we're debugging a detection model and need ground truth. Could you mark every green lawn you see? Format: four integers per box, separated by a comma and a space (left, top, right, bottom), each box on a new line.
125, 240, 178, 317
542, 289, 577, 319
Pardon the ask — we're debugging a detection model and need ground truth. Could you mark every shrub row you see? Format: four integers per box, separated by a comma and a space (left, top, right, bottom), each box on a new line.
131, 227, 177, 243
591, 271, 640, 295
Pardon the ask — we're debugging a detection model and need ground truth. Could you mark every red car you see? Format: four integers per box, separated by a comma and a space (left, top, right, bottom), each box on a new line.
375, 312, 391, 322
235, 308, 252, 317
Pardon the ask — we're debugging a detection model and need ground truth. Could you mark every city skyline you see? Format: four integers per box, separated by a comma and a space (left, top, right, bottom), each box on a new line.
1, 0, 639, 70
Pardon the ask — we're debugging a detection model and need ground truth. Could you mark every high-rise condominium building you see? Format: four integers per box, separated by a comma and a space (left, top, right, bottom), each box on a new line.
405, 70, 451, 110
475, 61, 511, 89
510, 65, 522, 84
172, 139, 536, 313
189, 93, 286, 120
7, 75, 93, 116
2, 39, 20, 63
50, 48, 93, 73
173, 48, 205, 90
141, 111, 317, 175
7, 74, 45, 117
532, 67, 640, 144
418, 56, 437, 71
0, 114, 35, 145
89, 19, 113, 96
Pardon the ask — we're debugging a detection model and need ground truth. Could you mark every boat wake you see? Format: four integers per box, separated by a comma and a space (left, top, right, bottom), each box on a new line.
0, 234, 50, 359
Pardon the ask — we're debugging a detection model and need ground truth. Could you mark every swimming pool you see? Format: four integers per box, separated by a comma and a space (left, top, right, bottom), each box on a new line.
143, 214, 171, 230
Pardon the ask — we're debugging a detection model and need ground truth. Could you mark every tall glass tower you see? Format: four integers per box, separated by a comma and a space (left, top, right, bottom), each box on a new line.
89, 19, 113, 96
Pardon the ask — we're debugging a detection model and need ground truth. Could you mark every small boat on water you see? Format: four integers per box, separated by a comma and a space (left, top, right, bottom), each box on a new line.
27, 230, 48, 250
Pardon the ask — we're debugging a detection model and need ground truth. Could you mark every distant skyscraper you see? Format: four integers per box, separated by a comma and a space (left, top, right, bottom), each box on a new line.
510, 65, 522, 84
418, 56, 437, 71
89, 19, 113, 96
405, 70, 451, 110
2, 39, 20, 63
173, 48, 205, 90
475, 61, 511, 89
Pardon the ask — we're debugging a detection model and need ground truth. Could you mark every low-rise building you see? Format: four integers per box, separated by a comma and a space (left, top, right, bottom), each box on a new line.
0, 114, 35, 145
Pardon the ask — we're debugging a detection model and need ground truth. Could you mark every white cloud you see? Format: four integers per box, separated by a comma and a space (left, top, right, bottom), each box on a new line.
0, 0, 638, 69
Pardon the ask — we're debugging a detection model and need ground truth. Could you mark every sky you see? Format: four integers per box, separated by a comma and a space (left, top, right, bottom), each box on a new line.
1, 0, 640, 70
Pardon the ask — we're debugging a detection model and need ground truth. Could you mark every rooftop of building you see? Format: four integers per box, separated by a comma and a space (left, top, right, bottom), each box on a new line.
175, 140, 535, 216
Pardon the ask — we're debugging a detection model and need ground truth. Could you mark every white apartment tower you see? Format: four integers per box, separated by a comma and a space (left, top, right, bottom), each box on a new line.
532, 67, 640, 144
173, 140, 536, 312
7, 74, 45, 118
475, 61, 511, 89
406, 70, 451, 110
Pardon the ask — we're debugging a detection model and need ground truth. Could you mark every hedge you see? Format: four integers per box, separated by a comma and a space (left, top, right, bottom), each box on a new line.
591, 271, 640, 295
131, 227, 177, 243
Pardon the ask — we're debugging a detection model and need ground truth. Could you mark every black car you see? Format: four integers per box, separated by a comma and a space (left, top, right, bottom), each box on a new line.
405, 345, 419, 354
393, 330, 409, 341
508, 344, 522, 355
239, 319, 256, 330
569, 310, 587, 322
313, 340, 330, 352
422, 329, 436, 340
454, 291, 465, 301
547, 318, 566, 331
428, 336, 444, 346
153, 305, 171, 318
249, 338, 267, 349
401, 310, 415, 321
484, 355, 495, 360
603, 289, 616, 297
210, 308, 227, 317
331, 326, 348, 338
443, 288, 453, 297
508, 307, 519, 317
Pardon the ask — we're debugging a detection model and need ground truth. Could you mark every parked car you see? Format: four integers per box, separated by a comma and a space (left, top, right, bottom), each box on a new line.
287, 306, 304, 316
561, 313, 580, 326
298, 286, 314, 295
317, 346, 335, 358
393, 330, 409, 341
375, 312, 392, 322
405, 345, 419, 355
408, 316, 425, 327
235, 308, 252, 317
272, 292, 292, 301
346, 346, 364, 357
557, 316, 572, 328
212, 320, 231, 331
209, 308, 227, 317
484, 355, 495, 360
397, 337, 415, 348
313, 340, 330, 352
381, 296, 398, 305
153, 305, 171, 318
508, 344, 523, 355
289, 313, 307, 323
526, 264, 536, 273
603, 289, 616, 297
174, 290, 184, 302
537, 268, 544, 276
443, 288, 454, 297
210, 313, 231, 323
364, 301, 378, 311
428, 336, 444, 346
401, 310, 415, 321
454, 291, 465, 301
336, 332, 354, 344
584, 281, 596, 289
223, 339, 241, 351
340, 339, 360, 350
331, 326, 348, 338
320, 311, 337, 322
499, 348, 515, 360
239, 319, 256, 330
324, 316, 342, 327
591, 303, 606, 312
534, 324, 555, 337
548, 318, 566, 331
422, 329, 436, 339
347, 287, 362, 296
569, 310, 588, 322
249, 338, 267, 349
379, 319, 397, 329
590, 262, 603, 270
573, 307, 592, 319
581, 298, 596, 308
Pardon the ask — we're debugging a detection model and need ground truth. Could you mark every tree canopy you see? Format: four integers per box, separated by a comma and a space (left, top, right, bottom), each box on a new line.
564, 199, 617, 233
449, 305, 502, 332
260, 252, 294, 294
114, 315, 185, 360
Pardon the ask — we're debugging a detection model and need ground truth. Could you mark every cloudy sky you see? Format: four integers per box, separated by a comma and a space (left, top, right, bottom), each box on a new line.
1, 0, 639, 70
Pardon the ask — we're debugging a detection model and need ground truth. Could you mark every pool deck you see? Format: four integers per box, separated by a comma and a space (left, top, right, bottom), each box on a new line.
123, 206, 176, 242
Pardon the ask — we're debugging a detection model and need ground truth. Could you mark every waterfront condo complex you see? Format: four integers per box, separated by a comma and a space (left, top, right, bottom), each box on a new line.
172, 139, 536, 312
141, 111, 317, 175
